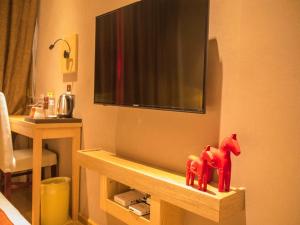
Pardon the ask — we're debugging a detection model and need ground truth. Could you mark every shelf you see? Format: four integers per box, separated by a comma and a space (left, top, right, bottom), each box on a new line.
105, 198, 151, 225
77, 150, 245, 223
99, 176, 151, 225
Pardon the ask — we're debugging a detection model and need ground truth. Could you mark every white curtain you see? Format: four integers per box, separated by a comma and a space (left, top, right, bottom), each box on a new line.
0, 92, 15, 172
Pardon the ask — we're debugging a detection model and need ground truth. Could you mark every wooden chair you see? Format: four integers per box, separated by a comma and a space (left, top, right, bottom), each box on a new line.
0, 92, 57, 199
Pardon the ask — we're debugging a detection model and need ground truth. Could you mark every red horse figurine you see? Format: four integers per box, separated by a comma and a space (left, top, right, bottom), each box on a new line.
185, 134, 241, 192
186, 145, 213, 191
209, 133, 241, 192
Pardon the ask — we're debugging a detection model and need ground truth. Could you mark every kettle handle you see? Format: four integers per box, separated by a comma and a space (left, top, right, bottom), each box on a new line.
67, 95, 74, 117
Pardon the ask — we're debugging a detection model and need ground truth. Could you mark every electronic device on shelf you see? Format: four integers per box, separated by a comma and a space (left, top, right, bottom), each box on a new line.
113, 190, 146, 207
146, 197, 151, 205
129, 203, 150, 216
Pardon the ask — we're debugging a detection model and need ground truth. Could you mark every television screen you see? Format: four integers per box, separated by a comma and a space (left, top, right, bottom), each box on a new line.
94, 0, 209, 113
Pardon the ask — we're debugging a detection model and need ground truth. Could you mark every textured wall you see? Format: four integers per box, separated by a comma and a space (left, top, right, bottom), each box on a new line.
36, 0, 300, 225
219, 1, 300, 225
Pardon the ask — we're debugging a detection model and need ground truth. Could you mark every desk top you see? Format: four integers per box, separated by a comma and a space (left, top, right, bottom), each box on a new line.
24, 117, 82, 124
9, 115, 82, 129
9, 115, 82, 139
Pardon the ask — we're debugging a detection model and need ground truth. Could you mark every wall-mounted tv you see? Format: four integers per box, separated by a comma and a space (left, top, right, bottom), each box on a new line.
94, 0, 209, 113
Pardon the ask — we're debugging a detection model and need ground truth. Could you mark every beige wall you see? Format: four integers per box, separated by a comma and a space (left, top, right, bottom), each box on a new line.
36, 0, 300, 225
219, 1, 300, 225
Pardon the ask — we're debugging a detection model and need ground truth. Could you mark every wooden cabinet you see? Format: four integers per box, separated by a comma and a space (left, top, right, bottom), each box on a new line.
77, 150, 245, 225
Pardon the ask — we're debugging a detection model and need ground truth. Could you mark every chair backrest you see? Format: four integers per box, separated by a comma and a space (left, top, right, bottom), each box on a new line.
0, 92, 15, 172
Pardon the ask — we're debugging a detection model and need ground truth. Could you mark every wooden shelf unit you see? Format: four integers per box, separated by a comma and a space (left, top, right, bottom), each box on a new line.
100, 177, 152, 225
77, 150, 245, 224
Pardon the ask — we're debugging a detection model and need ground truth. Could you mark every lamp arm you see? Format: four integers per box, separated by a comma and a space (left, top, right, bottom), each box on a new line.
49, 39, 71, 58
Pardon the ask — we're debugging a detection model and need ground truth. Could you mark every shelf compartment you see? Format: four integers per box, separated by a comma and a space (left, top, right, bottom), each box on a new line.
100, 176, 151, 225
105, 198, 151, 225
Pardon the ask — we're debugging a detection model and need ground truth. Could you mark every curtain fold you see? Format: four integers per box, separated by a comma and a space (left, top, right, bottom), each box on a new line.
0, 0, 38, 114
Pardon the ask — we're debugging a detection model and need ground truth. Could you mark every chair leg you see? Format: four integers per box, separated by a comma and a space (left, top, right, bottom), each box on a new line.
0, 170, 3, 192
26, 173, 31, 185
51, 165, 57, 177
42, 167, 45, 180
4, 173, 12, 199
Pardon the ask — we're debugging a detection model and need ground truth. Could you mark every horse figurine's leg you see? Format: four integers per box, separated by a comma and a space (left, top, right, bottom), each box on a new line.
190, 160, 198, 186
202, 166, 209, 192
198, 176, 203, 190
206, 165, 213, 183
186, 171, 191, 185
224, 167, 231, 192
197, 166, 204, 190
218, 168, 225, 192
186, 160, 192, 185
190, 173, 195, 186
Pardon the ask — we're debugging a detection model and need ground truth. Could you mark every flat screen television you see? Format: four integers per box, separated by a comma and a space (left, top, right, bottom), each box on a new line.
94, 0, 209, 113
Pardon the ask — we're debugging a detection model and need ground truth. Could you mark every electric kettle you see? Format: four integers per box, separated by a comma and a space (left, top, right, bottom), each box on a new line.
57, 93, 74, 118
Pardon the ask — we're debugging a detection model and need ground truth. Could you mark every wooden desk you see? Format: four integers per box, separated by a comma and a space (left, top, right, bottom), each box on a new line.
9, 116, 82, 225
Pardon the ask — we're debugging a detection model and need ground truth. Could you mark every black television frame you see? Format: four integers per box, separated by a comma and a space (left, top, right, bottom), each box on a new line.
94, 0, 210, 114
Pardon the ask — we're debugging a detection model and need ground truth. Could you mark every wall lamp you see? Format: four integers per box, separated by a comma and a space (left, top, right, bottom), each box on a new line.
49, 39, 71, 58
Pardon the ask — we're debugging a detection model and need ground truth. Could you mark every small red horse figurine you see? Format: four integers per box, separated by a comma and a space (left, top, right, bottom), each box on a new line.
186, 145, 213, 191
209, 133, 241, 192
185, 134, 241, 192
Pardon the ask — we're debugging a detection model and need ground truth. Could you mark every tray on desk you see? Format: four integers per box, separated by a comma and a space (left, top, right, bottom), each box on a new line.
24, 117, 82, 124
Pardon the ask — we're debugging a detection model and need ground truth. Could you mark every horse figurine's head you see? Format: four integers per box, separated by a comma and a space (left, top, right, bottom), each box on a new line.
200, 145, 214, 162
220, 133, 241, 156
